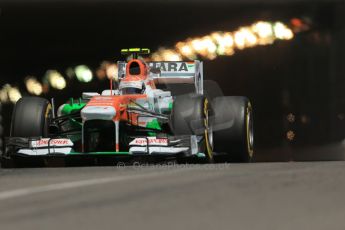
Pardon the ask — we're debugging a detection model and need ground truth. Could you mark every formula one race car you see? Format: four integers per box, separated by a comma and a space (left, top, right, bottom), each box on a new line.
1, 48, 254, 167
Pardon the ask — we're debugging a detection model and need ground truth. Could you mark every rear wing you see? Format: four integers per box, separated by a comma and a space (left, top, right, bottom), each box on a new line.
117, 61, 204, 94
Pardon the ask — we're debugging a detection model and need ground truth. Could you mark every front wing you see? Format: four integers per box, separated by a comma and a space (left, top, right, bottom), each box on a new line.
3, 136, 206, 159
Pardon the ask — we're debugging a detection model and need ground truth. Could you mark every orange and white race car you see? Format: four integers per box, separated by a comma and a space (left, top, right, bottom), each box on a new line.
2, 48, 254, 167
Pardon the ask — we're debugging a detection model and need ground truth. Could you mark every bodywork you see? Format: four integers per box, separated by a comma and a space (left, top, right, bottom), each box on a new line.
5, 60, 207, 160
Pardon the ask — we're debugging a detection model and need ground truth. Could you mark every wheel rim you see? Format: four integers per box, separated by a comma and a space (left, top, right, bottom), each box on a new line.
204, 98, 214, 160
207, 125, 214, 150
246, 104, 254, 157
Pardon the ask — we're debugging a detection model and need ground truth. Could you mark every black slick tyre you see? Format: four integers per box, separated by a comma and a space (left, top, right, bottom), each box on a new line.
11, 97, 51, 138
170, 94, 214, 162
212, 96, 254, 162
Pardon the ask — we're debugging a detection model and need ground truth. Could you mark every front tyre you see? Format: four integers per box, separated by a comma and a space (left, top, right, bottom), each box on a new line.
11, 97, 51, 138
170, 94, 214, 162
1, 97, 51, 168
212, 96, 254, 162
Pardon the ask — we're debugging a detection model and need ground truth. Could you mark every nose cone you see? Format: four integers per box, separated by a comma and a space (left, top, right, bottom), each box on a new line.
81, 106, 116, 121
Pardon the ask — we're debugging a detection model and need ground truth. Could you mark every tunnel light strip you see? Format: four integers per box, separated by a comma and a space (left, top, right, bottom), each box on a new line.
0, 20, 295, 103
149, 21, 294, 61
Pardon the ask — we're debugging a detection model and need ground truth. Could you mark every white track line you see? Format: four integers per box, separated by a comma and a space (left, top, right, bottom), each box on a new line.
0, 169, 191, 201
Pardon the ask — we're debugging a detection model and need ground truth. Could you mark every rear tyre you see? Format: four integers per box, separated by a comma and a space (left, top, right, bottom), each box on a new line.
170, 94, 214, 163
212, 96, 254, 162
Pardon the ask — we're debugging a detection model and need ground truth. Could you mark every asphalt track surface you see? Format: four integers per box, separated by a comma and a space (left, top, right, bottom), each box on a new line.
1, 160, 345, 230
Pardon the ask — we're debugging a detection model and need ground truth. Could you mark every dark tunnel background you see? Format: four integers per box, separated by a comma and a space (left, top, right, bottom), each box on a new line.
0, 0, 345, 160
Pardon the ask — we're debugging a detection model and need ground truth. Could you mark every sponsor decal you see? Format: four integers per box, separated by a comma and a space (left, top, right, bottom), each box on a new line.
148, 62, 194, 73
130, 137, 168, 146
31, 138, 73, 148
